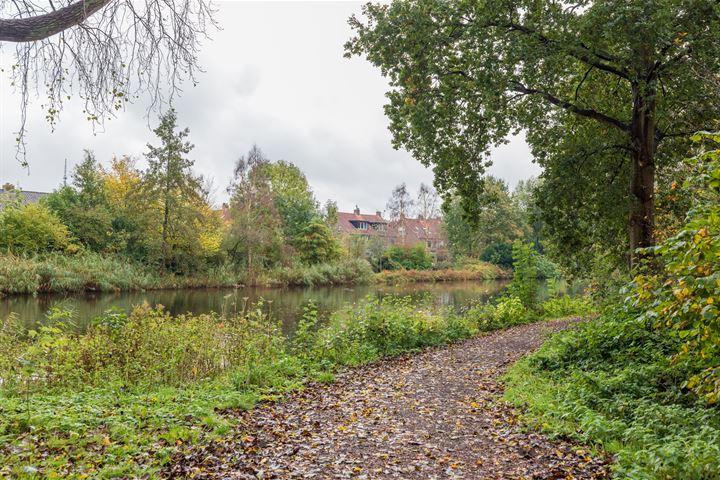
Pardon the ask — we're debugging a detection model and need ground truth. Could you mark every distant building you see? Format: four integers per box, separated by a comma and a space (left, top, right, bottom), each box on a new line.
336, 206, 389, 239
336, 206, 448, 259
0, 186, 50, 209
388, 217, 447, 258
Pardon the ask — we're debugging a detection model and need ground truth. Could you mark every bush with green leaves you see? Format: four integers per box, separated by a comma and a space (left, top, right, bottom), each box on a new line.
480, 242, 513, 268
0, 203, 73, 254
630, 133, 720, 404
294, 219, 341, 265
540, 295, 595, 319
384, 243, 433, 270
533, 253, 562, 279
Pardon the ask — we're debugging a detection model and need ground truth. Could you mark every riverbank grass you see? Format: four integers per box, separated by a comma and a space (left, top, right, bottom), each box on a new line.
0, 253, 375, 295
0, 293, 592, 478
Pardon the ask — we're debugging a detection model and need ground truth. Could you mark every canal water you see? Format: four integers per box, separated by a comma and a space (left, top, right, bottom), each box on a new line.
1, 280, 513, 333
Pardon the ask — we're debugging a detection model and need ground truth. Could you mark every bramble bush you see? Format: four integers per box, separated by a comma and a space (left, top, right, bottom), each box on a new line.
631, 132, 720, 404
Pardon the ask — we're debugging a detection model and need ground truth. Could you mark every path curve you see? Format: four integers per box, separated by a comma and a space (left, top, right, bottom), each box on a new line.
166, 318, 609, 479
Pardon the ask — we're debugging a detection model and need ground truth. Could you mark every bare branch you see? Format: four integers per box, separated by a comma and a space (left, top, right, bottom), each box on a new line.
0, 0, 217, 162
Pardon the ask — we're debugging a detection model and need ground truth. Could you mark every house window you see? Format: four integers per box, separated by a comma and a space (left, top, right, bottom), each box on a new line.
350, 220, 369, 230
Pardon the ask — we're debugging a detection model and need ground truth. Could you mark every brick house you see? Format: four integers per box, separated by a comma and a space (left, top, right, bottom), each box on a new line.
336, 206, 448, 259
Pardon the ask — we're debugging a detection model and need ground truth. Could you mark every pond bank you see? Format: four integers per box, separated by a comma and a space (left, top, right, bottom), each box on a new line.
0, 253, 509, 296
0, 295, 592, 478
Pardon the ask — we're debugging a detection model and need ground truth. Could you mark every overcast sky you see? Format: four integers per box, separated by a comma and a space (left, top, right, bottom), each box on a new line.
0, 1, 540, 214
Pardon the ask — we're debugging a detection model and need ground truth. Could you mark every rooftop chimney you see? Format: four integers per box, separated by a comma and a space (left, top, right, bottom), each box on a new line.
376, 211, 382, 218
354, 205, 360, 215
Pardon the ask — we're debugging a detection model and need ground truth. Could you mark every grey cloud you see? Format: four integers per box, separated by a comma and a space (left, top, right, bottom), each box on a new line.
0, 1, 538, 213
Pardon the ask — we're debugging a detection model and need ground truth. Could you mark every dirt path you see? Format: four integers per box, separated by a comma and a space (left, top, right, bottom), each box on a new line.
166, 319, 609, 479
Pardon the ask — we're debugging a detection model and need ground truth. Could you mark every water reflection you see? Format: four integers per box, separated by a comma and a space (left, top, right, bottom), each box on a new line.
1, 280, 511, 333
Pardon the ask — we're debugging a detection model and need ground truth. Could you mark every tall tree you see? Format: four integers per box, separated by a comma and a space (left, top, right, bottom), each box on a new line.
346, 0, 720, 266
225, 145, 285, 278
0, 0, 216, 159
144, 108, 203, 269
44, 149, 115, 251
386, 183, 414, 221
260, 160, 319, 244
416, 183, 440, 219
443, 177, 526, 258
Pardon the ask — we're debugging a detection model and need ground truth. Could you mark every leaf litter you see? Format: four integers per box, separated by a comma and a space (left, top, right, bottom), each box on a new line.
166, 319, 610, 479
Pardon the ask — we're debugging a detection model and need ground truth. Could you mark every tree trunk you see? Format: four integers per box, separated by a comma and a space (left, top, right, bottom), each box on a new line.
628, 83, 656, 268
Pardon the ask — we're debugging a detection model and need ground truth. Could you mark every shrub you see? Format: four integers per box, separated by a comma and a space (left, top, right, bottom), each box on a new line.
480, 242, 513, 268
631, 133, 720, 403
268, 258, 373, 286
540, 295, 595, 318
465, 295, 531, 331
0, 203, 73, 254
508, 240, 538, 309
384, 243, 433, 270
295, 220, 341, 265
534, 253, 562, 279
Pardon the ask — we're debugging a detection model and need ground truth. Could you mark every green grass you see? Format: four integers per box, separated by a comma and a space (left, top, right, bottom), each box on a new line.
503, 311, 720, 479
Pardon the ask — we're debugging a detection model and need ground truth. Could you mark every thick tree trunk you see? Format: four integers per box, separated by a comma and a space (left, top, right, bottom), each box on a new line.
628, 84, 656, 268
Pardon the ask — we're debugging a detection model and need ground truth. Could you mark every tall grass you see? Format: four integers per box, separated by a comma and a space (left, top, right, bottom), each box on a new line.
0, 253, 373, 295
264, 258, 374, 287
375, 262, 510, 285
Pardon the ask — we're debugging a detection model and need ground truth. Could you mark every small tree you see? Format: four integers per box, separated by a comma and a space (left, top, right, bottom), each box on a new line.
296, 220, 341, 265
143, 108, 205, 270
416, 183, 440, 219
508, 240, 538, 309
225, 145, 285, 277
44, 150, 115, 252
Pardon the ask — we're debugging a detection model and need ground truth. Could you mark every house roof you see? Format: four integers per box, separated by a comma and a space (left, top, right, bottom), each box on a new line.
336, 211, 387, 235
0, 189, 49, 205
388, 217, 444, 245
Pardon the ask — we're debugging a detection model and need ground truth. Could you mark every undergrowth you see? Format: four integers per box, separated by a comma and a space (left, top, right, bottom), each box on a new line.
504, 307, 720, 479
0, 291, 590, 478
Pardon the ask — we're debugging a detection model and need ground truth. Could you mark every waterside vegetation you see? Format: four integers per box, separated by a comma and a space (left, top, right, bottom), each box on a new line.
0, 277, 591, 478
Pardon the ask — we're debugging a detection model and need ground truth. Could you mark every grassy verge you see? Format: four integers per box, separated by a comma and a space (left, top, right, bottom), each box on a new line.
0, 293, 590, 478
0, 254, 373, 295
503, 309, 720, 479
374, 262, 510, 285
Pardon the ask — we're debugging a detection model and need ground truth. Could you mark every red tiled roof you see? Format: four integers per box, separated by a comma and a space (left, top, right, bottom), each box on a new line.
388, 217, 445, 245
